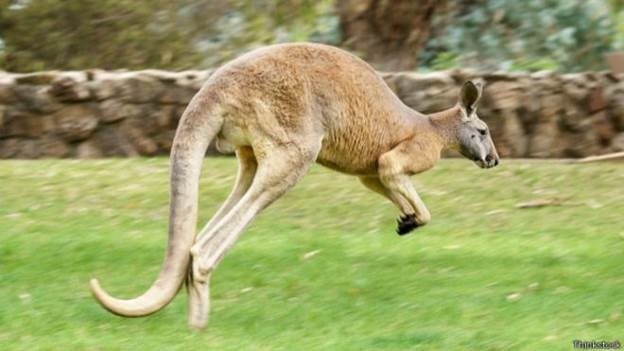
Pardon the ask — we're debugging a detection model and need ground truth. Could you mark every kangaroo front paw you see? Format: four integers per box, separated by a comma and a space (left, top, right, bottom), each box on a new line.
396, 214, 419, 235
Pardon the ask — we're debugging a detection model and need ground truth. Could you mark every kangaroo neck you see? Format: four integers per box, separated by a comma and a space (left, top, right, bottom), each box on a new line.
427, 106, 461, 150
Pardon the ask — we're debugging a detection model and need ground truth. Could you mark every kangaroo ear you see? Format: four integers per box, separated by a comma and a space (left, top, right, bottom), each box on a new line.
459, 80, 484, 118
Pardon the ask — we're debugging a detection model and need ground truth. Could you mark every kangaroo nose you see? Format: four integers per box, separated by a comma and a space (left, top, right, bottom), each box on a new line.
484, 154, 499, 168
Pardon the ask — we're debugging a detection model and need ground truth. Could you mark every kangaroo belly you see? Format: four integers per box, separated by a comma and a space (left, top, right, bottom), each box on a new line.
316, 128, 392, 175
316, 150, 378, 175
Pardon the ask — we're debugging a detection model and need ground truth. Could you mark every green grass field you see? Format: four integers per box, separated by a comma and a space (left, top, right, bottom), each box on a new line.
0, 158, 622, 350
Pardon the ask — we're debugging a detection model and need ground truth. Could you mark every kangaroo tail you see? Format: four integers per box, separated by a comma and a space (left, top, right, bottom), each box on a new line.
90, 93, 223, 317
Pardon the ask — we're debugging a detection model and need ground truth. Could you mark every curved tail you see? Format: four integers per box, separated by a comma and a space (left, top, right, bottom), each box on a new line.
90, 98, 222, 317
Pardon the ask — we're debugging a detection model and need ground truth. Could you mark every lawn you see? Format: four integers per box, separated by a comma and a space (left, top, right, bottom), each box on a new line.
0, 157, 622, 350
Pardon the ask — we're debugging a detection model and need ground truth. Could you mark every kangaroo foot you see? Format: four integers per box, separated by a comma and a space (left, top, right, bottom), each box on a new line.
187, 257, 211, 329
396, 214, 418, 235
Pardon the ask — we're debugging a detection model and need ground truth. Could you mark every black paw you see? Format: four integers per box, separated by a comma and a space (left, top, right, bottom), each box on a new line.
396, 214, 418, 235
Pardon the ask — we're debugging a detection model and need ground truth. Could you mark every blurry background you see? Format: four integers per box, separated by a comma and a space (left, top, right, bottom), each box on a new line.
0, 0, 622, 72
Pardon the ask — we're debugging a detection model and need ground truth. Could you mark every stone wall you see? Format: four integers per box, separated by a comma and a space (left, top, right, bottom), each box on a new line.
1, 69, 623, 159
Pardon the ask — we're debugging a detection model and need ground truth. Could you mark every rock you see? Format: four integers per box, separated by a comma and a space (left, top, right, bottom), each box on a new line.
398, 76, 458, 113
0, 138, 40, 159
76, 140, 103, 158
560, 103, 591, 133
49, 76, 91, 101
519, 82, 541, 118
418, 91, 457, 113
609, 91, 624, 131
88, 79, 117, 101
611, 133, 624, 152
592, 111, 616, 145
563, 82, 589, 103
587, 87, 606, 113
39, 137, 70, 158
14, 72, 58, 85
180, 70, 212, 90
125, 127, 158, 156
155, 105, 175, 128
91, 125, 137, 156
502, 111, 528, 157
12, 85, 62, 113
172, 105, 186, 126
0, 138, 19, 158
539, 93, 564, 118
449, 68, 480, 84
485, 81, 524, 110
120, 105, 161, 136
98, 99, 142, 123
531, 70, 556, 80
559, 130, 600, 158
153, 131, 175, 152
387, 71, 455, 99
117, 75, 165, 103
0, 105, 5, 129
53, 105, 99, 141
528, 118, 558, 157
0, 83, 17, 104
136, 69, 179, 83
0, 109, 53, 138
159, 84, 197, 104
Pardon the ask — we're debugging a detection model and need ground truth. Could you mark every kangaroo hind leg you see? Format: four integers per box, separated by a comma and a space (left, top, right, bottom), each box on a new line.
188, 141, 321, 328
194, 146, 258, 245
187, 145, 257, 329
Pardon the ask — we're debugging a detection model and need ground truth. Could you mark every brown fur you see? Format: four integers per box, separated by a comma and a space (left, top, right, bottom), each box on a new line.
89, 43, 499, 329
211, 43, 442, 175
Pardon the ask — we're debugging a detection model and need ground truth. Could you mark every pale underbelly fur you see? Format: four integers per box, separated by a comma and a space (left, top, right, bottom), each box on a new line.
216, 125, 384, 176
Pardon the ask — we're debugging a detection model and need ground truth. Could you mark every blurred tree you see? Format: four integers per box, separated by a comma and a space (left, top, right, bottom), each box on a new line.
421, 0, 616, 72
610, 0, 624, 12
0, 0, 339, 71
196, 0, 339, 68
0, 0, 617, 73
338, 0, 449, 71
608, 0, 624, 50
0, 0, 209, 71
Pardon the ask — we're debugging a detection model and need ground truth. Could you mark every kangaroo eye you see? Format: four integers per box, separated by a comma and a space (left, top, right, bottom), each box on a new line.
478, 129, 487, 136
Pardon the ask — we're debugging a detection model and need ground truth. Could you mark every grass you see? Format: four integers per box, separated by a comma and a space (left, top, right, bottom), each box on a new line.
0, 157, 623, 350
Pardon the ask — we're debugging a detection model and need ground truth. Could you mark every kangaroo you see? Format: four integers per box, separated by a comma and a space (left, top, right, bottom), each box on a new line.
89, 43, 499, 329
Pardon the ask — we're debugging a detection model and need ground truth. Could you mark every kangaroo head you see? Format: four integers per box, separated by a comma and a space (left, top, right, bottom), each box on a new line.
454, 80, 499, 169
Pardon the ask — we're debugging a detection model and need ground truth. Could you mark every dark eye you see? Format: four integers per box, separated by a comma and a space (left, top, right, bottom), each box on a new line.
478, 129, 487, 136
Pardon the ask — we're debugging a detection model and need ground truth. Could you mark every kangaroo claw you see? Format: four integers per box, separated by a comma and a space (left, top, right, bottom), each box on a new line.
396, 213, 418, 235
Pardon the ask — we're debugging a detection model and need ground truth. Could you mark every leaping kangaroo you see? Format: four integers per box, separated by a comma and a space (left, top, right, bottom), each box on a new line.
89, 43, 500, 329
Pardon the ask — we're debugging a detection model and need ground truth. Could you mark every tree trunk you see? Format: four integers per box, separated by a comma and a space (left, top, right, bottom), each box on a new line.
339, 0, 449, 71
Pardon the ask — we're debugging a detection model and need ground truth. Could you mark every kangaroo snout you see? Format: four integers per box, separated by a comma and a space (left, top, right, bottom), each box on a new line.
473, 153, 499, 169
482, 154, 499, 168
